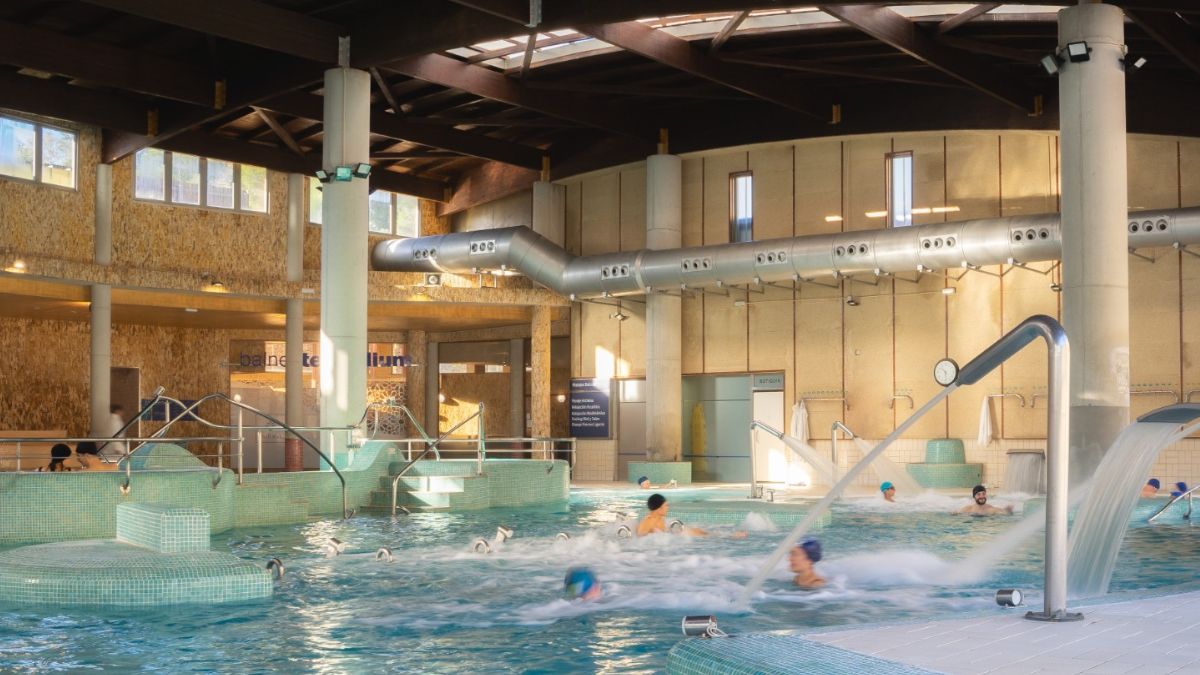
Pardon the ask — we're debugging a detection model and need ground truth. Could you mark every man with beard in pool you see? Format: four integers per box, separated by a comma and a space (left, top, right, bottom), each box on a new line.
957, 484, 1013, 516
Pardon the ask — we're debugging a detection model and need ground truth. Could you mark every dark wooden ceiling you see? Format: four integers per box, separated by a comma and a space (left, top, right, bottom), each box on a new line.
1, 1, 1198, 213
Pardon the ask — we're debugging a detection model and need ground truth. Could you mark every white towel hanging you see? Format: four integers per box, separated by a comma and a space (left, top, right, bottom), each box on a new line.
791, 401, 810, 443
977, 396, 996, 448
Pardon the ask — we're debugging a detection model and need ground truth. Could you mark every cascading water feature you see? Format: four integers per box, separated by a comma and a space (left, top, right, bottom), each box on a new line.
778, 435, 836, 485
1066, 404, 1200, 599
851, 437, 923, 496
1004, 450, 1046, 495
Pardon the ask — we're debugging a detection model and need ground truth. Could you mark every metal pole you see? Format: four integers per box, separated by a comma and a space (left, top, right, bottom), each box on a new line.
749, 427, 759, 499
15, 442, 20, 472
237, 407, 244, 484
257, 431, 263, 473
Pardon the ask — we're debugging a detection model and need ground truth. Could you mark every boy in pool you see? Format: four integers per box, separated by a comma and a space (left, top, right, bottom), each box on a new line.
564, 567, 603, 601
880, 481, 896, 502
789, 538, 825, 589
637, 493, 709, 536
957, 485, 1012, 516
1141, 478, 1161, 498
637, 476, 678, 490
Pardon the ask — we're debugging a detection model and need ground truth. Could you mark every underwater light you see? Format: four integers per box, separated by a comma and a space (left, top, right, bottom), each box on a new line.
681, 615, 726, 638
996, 589, 1024, 607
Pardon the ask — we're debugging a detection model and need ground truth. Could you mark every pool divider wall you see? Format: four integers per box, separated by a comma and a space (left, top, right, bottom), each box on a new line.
628, 461, 692, 486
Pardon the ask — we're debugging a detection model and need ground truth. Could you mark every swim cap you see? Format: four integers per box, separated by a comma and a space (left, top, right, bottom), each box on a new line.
972, 484, 987, 497
880, 481, 894, 492
1176, 482, 1188, 493
798, 537, 822, 563
1148, 478, 1161, 489
647, 493, 666, 511
637, 476, 649, 485
564, 567, 598, 599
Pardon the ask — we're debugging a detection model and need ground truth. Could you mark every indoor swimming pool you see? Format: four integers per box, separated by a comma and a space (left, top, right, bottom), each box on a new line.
0, 487, 1196, 674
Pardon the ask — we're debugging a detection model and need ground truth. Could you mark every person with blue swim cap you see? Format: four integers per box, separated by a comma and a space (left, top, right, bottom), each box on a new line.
1142, 478, 1161, 498
1171, 481, 1190, 498
564, 567, 602, 601
789, 537, 825, 589
880, 481, 896, 503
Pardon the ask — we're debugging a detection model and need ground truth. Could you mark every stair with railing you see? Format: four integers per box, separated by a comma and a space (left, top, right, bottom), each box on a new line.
364, 460, 485, 511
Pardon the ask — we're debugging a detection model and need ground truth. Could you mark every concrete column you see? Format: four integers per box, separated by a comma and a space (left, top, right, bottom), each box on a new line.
426, 341, 440, 434
1058, 3, 1130, 488
284, 298, 304, 470
286, 173, 305, 283
89, 284, 111, 438
319, 65, 370, 446
284, 173, 306, 469
531, 181, 566, 247
531, 306, 552, 438
645, 154, 683, 461
509, 338, 526, 437
94, 164, 112, 265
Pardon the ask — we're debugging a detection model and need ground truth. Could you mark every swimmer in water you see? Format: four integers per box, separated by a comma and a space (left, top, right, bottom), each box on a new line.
564, 567, 603, 601
1141, 478, 1161, 498
637, 476, 678, 490
637, 493, 709, 536
957, 485, 1013, 516
880, 481, 896, 503
789, 538, 826, 589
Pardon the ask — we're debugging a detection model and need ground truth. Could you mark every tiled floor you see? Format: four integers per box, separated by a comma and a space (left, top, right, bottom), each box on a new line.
806, 590, 1200, 674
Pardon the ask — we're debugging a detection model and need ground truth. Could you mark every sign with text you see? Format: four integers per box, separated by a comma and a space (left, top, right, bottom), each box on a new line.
569, 378, 612, 438
752, 372, 785, 392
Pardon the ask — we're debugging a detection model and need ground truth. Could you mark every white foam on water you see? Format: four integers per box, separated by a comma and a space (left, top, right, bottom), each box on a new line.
821, 549, 960, 587
845, 491, 984, 513
739, 512, 777, 532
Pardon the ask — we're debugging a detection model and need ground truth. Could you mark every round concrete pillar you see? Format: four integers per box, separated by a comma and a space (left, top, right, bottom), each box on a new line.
645, 154, 683, 462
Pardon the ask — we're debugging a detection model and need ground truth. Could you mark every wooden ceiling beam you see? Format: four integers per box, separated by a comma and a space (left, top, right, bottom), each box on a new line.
710, 10, 751, 53
78, 0, 344, 63
718, 54, 961, 88
0, 19, 217, 106
579, 21, 830, 120
0, 71, 148, 134
258, 90, 545, 170
251, 107, 307, 156
937, 4, 1001, 34
384, 53, 651, 139
820, 4, 1035, 112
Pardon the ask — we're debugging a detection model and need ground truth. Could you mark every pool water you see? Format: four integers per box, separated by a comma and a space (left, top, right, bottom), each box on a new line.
1, 488, 1198, 674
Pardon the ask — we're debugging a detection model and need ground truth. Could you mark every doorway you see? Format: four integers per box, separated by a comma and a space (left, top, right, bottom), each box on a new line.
111, 367, 140, 436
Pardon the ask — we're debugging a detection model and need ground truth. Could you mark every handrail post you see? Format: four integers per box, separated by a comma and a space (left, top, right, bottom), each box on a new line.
749, 426, 759, 499
236, 407, 244, 485
15, 441, 20, 472
477, 402, 486, 475
256, 431, 263, 473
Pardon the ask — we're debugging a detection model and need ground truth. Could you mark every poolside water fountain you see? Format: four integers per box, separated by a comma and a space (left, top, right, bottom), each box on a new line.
1066, 404, 1200, 599
1004, 449, 1046, 494
849, 437, 922, 496
739, 315, 1078, 622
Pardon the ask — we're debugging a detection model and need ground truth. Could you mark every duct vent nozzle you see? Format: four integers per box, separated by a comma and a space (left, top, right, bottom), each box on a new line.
601, 264, 632, 279
682, 257, 713, 273
469, 240, 496, 255
755, 250, 789, 265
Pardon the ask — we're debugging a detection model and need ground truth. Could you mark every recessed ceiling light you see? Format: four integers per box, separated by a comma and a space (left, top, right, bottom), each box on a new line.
184, 308, 199, 313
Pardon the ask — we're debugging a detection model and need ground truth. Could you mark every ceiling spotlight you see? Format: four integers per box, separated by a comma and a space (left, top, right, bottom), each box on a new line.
555, 394, 567, 404
845, 295, 859, 307
942, 287, 956, 296
437, 392, 446, 403
314, 169, 331, 183
334, 166, 354, 182
1065, 41, 1090, 63
1123, 55, 1148, 72
1040, 54, 1061, 76
353, 162, 372, 179
610, 310, 629, 321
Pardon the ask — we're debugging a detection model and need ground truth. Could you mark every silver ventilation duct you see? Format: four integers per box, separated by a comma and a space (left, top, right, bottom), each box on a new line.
371, 207, 1200, 300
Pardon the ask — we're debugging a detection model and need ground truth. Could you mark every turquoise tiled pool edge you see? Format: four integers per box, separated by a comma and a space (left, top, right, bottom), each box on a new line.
0, 442, 569, 545
666, 633, 938, 675
629, 461, 693, 485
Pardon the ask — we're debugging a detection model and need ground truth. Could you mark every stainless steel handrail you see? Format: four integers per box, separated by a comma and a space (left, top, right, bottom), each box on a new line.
153, 393, 353, 519
748, 420, 784, 499
1131, 389, 1180, 403
988, 392, 1027, 408
800, 395, 849, 411
391, 403, 486, 516
0, 437, 230, 472
887, 394, 914, 410
830, 421, 856, 500
1185, 389, 1200, 403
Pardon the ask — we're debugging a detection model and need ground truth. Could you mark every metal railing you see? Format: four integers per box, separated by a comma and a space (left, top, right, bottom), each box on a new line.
0, 436, 229, 473
148, 393, 353, 519
1148, 483, 1199, 523
830, 421, 856, 500
391, 403, 486, 516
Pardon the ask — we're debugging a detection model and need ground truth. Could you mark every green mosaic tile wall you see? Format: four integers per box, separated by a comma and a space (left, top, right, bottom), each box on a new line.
0, 540, 271, 606
115, 503, 210, 553
667, 633, 937, 675
369, 459, 569, 511
628, 462, 693, 485
924, 438, 967, 464
907, 463, 983, 488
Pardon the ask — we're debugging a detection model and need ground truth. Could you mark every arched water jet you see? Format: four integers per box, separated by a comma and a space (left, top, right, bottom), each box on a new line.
1067, 404, 1200, 599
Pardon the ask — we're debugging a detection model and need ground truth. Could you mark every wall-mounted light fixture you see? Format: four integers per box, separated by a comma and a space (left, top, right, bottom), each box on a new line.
352, 162, 372, 179
845, 295, 859, 307
942, 287, 956, 296
314, 169, 331, 183
1040, 54, 1062, 76
5, 258, 27, 274
201, 273, 226, 292
437, 392, 446, 403
1122, 55, 1148, 73
1065, 41, 1090, 63
555, 394, 567, 404
610, 310, 629, 321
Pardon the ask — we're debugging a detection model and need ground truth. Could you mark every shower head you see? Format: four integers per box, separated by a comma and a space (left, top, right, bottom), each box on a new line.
1137, 403, 1200, 425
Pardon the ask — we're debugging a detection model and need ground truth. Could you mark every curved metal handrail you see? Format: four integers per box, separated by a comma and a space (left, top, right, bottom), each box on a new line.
1148, 483, 1199, 523
391, 403, 485, 516
149, 393, 352, 519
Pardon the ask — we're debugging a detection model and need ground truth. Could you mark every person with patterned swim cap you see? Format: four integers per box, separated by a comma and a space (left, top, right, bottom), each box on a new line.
563, 567, 603, 601
880, 481, 896, 503
789, 537, 825, 589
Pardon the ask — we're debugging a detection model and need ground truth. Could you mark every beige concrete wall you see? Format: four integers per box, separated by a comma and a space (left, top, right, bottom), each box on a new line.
562, 130, 1200, 488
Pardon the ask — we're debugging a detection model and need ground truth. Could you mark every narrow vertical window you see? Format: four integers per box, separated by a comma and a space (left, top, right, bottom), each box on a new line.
240, 164, 268, 213
394, 194, 420, 238
171, 153, 201, 205
206, 159, 235, 209
40, 127, 76, 188
368, 190, 393, 233
308, 177, 323, 225
134, 148, 166, 200
0, 117, 36, 180
729, 171, 753, 243
888, 151, 913, 228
